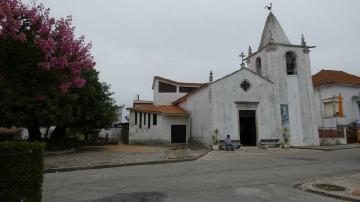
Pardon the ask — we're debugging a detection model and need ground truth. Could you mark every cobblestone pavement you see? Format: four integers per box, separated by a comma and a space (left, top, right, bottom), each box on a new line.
201, 147, 316, 160
300, 173, 360, 201
45, 145, 207, 170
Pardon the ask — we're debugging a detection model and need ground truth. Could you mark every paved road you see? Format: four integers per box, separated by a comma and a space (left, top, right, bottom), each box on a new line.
44, 148, 360, 202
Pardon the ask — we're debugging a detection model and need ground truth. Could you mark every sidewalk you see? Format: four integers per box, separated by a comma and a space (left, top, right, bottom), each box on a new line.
295, 144, 360, 151
44, 145, 209, 173
299, 173, 360, 201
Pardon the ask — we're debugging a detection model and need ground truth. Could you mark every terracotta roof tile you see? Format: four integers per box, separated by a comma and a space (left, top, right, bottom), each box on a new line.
127, 105, 189, 115
312, 70, 360, 87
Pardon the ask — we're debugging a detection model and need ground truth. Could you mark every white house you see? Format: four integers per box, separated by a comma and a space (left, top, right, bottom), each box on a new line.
313, 69, 360, 144
128, 12, 320, 147
127, 77, 202, 144
313, 70, 360, 127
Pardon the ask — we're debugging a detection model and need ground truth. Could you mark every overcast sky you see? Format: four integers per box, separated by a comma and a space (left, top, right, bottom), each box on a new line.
30, 0, 360, 111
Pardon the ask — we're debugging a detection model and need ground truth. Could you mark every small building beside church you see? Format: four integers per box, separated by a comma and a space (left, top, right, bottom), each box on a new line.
313, 70, 360, 144
313, 70, 360, 127
128, 12, 320, 147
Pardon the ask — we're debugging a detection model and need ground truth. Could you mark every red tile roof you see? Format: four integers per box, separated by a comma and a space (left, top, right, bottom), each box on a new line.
127, 105, 189, 115
312, 70, 360, 87
0, 128, 21, 134
133, 100, 154, 107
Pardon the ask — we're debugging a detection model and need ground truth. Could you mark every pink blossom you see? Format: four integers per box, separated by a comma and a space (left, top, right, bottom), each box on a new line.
36, 95, 44, 101
49, 18, 55, 25
16, 32, 26, 42
37, 38, 55, 54
38, 62, 51, 70
73, 78, 86, 88
1, 0, 96, 93
57, 56, 68, 69
59, 82, 70, 93
49, 57, 57, 66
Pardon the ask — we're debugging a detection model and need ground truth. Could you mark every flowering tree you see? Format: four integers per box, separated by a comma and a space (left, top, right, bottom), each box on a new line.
0, 0, 95, 92
0, 0, 100, 141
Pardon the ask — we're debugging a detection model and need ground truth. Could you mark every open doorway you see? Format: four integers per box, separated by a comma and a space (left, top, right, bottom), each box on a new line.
171, 125, 186, 144
239, 110, 257, 146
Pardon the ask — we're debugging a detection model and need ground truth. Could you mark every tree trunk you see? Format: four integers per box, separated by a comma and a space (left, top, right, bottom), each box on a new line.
51, 126, 66, 140
27, 126, 41, 141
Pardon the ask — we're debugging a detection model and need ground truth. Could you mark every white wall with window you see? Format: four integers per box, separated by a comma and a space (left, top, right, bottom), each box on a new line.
128, 110, 189, 144
153, 79, 198, 105
314, 85, 360, 128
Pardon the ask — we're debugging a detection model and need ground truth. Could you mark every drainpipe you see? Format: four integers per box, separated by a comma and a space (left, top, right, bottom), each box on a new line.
208, 71, 214, 147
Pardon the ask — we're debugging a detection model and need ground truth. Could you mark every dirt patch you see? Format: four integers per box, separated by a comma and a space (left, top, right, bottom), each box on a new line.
45, 145, 174, 170
352, 189, 360, 196
79, 145, 166, 153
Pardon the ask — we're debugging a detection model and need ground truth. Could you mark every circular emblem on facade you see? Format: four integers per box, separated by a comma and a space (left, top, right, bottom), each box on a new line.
240, 79, 251, 92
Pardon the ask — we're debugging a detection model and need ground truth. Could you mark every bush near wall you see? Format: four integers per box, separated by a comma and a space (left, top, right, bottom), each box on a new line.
0, 141, 46, 202
46, 138, 78, 151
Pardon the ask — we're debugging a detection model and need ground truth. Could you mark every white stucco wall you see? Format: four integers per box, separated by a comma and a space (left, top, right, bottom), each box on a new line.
161, 115, 190, 143
210, 69, 277, 144
314, 85, 360, 128
128, 111, 189, 144
153, 79, 192, 105
247, 45, 319, 146
180, 69, 278, 146
287, 76, 304, 146
179, 88, 210, 145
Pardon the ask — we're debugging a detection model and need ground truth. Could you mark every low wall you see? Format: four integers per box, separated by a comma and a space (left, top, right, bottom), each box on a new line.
319, 137, 347, 146
129, 139, 170, 145
318, 127, 347, 145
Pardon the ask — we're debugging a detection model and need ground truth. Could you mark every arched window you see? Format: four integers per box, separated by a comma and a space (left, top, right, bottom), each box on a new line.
255, 57, 262, 75
286, 51, 297, 75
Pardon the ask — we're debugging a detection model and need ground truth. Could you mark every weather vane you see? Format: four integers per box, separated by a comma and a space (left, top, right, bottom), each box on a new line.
265, 3, 272, 11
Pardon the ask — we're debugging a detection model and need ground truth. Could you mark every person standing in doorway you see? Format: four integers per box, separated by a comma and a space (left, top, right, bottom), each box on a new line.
224, 135, 234, 151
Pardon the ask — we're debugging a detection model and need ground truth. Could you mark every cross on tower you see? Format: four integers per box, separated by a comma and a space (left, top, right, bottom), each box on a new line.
239, 52, 246, 69
239, 52, 246, 64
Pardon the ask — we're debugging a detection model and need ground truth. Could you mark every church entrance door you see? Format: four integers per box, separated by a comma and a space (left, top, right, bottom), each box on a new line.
239, 110, 257, 146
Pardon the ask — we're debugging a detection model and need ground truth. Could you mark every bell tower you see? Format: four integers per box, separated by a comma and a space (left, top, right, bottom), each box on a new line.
246, 11, 319, 146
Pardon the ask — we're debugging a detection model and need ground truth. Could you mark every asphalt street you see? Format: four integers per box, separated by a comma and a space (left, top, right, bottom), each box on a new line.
43, 148, 360, 202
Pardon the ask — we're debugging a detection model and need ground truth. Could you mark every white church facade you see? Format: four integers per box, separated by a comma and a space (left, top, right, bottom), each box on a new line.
128, 12, 321, 147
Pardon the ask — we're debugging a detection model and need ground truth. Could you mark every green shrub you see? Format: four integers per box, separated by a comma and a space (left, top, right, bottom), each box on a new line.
0, 141, 46, 202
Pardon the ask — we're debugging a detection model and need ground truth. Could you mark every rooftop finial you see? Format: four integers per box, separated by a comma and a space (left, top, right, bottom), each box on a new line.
301, 34, 306, 46
239, 52, 246, 69
209, 70, 213, 82
264, 3, 272, 11
248, 46, 253, 55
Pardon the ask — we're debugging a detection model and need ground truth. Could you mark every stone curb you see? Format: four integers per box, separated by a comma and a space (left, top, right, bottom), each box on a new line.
293, 145, 360, 151
304, 188, 359, 202
44, 150, 210, 174
295, 173, 360, 202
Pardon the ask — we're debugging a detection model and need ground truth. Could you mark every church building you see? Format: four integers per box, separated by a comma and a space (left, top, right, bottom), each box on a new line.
127, 12, 320, 147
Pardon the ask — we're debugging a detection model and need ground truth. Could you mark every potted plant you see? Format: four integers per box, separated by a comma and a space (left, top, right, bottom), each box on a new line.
212, 129, 219, 150
282, 127, 290, 149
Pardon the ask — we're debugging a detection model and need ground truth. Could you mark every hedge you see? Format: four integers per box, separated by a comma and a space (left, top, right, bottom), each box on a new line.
0, 141, 46, 202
